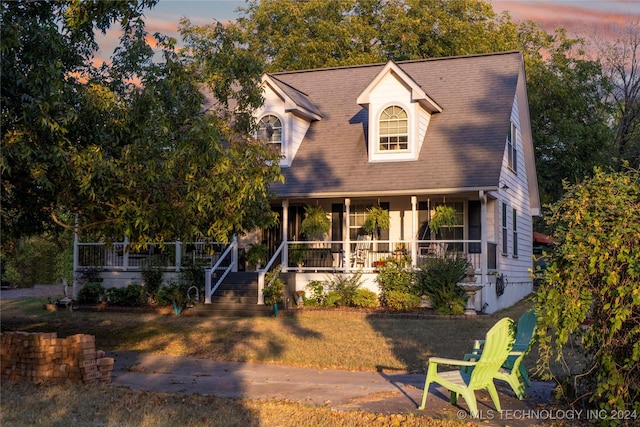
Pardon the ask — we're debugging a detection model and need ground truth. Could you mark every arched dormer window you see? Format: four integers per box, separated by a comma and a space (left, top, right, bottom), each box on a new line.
258, 115, 282, 154
379, 106, 408, 151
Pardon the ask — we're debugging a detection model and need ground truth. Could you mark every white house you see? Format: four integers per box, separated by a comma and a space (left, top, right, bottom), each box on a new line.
76, 51, 540, 314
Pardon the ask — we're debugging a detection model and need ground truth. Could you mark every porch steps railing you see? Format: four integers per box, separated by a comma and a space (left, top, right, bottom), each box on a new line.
188, 272, 283, 317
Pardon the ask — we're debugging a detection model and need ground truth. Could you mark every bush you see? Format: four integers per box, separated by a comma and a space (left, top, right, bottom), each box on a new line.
352, 288, 379, 308
414, 256, 467, 315
535, 168, 640, 418
155, 281, 189, 307
106, 284, 145, 306
77, 283, 104, 304
324, 290, 342, 307
141, 260, 163, 297
325, 272, 363, 306
376, 257, 415, 305
304, 280, 326, 306
383, 290, 421, 311
263, 266, 284, 305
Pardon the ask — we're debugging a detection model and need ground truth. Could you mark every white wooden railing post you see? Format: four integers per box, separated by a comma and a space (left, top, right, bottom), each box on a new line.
281, 199, 289, 272
72, 214, 79, 299
231, 236, 238, 272
123, 236, 129, 271
257, 270, 265, 305
344, 198, 351, 272
175, 239, 181, 272
411, 196, 418, 268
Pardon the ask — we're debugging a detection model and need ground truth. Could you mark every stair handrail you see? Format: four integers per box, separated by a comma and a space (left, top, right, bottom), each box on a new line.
257, 241, 285, 305
204, 236, 238, 304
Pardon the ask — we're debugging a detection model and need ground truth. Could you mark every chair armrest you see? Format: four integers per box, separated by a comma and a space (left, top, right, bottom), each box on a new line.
472, 339, 485, 351
429, 357, 477, 367
462, 352, 481, 362
508, 350, 525, 357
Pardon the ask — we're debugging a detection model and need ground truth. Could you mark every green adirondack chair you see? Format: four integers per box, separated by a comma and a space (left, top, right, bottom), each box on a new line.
463, 309, 538, 399
418, 317, 516, 418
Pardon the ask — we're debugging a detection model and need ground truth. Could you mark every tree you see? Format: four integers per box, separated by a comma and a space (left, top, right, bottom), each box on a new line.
598, 21, 640, 168
534, 168, 640, 418
1, 1, 282, 246
525, 29, 615, 205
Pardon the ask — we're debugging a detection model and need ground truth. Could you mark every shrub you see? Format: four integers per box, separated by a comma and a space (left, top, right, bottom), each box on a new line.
263, 266, 284, 305
352, 288, 379, 308
325, 272, 363, 306
141, 260, 163, 297
77, 283, 104, 304
324, 291, 342, 306
106, 284, 145, 306
376, 257, 416, 305
384, 290, 421, 311
535, 168, 640, 418
155, 281, 189, 307
304, 280, 326, 306
414, 256, 467, 315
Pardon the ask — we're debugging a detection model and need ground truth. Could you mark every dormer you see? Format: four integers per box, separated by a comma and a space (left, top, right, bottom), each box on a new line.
255, 75, 322, 167
356, 61, 442, 162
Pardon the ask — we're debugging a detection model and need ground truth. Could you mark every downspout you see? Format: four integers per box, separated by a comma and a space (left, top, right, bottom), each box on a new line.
411, 196, 418, 268
480, 190, 488, 311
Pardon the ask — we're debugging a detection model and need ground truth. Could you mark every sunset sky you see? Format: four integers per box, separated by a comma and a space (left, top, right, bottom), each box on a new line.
95, 0, 640, 63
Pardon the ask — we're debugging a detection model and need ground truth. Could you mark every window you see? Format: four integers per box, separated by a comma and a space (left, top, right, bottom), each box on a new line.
512, 208, 518, 257
379, 106, 408, 151
507, 122, 518, 173
502, 202, 508, 255
258, 115, 282, 153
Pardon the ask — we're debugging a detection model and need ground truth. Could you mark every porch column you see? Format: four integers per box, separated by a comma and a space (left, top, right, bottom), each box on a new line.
480, 191, 488, 308
282, 199, 289, 272
411, 196, 418, 268
344, 198, 351, 272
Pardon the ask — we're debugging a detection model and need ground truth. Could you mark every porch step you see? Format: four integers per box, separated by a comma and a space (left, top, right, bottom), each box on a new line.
186, 272, 287, 318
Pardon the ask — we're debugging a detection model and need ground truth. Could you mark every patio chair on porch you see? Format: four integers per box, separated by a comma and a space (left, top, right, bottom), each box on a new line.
462, 309, 538, 400
351, 235, 371, 268
418, 317, 516, 418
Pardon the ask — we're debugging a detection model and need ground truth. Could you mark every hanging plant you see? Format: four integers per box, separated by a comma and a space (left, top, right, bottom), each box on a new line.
363, 206, 390, 238
429, 205, 457, 235
300, 205, 330, 239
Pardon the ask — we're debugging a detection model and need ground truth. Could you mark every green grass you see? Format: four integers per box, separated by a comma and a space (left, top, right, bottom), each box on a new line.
2, 296, 567, 426
0, 297, 535, 373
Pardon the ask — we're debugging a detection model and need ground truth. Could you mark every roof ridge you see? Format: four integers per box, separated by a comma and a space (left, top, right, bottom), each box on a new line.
269, 50, 523, 75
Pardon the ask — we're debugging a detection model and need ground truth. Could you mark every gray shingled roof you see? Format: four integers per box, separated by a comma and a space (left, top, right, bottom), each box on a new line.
268, 51, 523, 198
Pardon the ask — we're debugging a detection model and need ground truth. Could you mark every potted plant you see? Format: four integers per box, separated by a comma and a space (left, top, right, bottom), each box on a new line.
429, 205, 456, 235
289, 243, 306, 270
246, 243, 268, 270
300, 205, 331, 240
364, 206, 390, 239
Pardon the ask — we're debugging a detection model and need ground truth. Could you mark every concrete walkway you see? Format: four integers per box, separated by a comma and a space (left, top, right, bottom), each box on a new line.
108, 351, 557, 426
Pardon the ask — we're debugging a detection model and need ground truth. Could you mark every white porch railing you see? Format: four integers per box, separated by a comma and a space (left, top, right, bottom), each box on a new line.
204, 237, 238, 304
257, 240, 285, 305
283, 239, 492, 272
76, 240, 224, 271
